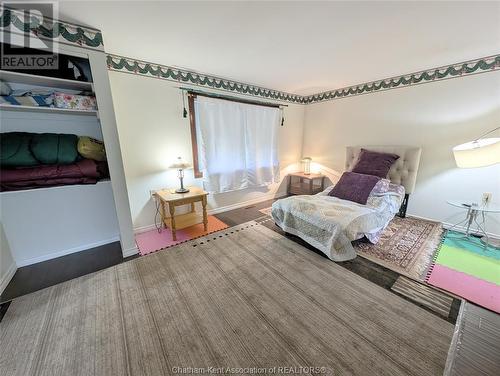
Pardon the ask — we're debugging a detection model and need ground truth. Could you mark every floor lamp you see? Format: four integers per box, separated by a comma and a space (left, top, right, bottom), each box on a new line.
452, 126, 500, 248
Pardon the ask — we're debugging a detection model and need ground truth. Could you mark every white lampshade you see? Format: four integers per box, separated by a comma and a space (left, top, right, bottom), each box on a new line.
301, 157, 312, 174
453, 138, 500, 168
169, 157, 192, 169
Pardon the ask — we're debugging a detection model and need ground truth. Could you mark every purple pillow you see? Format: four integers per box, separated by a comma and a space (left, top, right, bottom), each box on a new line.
351, 149, 400, 178
328, 172, 381, 205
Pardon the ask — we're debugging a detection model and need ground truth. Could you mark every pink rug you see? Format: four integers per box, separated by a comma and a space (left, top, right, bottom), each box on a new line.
135, 216, 229, 256
427, 264, 500, 313
425, 230, 500, 313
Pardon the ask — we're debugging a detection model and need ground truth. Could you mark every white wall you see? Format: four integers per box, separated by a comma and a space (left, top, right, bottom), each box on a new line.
1, 182, 120, 267
108, 72, 305, 231
303, 72, 500, 236
0, 221, 16, 295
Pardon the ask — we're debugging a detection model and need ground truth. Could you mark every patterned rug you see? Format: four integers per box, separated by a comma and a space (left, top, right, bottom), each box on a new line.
355, 216, 443, 281
426, 230, 500, 313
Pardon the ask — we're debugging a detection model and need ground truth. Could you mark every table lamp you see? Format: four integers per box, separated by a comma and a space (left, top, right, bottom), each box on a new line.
169, 157, 192, 193
301, 157, 312, 175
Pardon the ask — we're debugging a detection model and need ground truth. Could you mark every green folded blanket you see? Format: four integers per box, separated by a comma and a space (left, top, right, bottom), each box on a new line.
1, 132, 79, 167
31, 133, 78, 165
1, 132, 39, 167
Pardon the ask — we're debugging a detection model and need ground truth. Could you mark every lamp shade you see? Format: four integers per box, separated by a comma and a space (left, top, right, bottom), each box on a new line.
452, 138, 500, 168
301, 157, 312, 174
169, 157, 192, 169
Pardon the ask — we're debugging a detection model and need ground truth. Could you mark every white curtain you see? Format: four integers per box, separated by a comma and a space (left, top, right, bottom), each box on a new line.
194, 96, 280, 193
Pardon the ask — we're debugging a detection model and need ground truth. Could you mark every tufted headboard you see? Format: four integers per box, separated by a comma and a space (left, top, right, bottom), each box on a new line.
345, 146, 422, 194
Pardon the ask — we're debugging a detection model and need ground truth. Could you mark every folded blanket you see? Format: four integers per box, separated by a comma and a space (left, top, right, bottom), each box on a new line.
0, 132, 39, 167
1, 132, 79, 167
0, 93, 53, 107
30, 133, 79, 165
0, 159, 104, 191
1, 177, 97, 191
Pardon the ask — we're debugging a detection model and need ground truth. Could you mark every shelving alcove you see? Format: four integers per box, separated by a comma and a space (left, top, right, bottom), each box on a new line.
0, 35, 137, 269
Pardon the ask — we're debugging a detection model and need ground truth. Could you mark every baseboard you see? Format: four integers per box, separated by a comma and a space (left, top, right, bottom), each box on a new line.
134, 191, 286, 234
207, 191, 286, 215
122, 246, 139, 258
407, 213, 500, 239
134, 223, 160, 234
15, 236, 121, 267
0, 262, 17, 295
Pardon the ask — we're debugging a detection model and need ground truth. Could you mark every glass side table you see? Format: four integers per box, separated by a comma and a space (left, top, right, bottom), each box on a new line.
446, 200, 500, 249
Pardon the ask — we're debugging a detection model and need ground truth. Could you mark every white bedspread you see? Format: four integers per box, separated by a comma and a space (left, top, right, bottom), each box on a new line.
271, 187, 404, 261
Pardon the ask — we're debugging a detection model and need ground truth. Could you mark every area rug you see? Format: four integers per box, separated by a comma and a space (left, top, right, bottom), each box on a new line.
355, 216, 444, 281
0, 221, 452, 376
426, 231, 500, 313
135, 215, 228, 255
391, 275, 453, 318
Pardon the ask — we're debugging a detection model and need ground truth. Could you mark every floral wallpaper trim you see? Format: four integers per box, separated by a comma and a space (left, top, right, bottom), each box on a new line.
0, 7, 104, 50
304, 54, 500, 104
107, 54, 500, 104
106, 54, 306, 104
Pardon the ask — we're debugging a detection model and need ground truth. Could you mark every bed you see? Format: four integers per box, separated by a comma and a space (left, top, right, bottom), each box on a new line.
271, 146, 422, 261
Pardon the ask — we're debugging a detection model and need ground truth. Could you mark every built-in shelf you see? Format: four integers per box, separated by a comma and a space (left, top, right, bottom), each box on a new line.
0, 70, 93, 91
0, 179, 111, 195
0, 104, 98, 116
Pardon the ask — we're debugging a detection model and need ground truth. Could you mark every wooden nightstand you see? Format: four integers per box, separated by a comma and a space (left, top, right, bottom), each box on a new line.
154, 186, 208, 241
287, 172, 325, 195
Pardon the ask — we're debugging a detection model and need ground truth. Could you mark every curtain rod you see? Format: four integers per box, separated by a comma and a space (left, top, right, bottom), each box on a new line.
177, 87, 288, 108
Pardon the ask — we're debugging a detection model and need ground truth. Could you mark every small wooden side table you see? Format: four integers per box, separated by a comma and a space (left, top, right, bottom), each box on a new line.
287, 172, 325, 195
154, 186, 208, 241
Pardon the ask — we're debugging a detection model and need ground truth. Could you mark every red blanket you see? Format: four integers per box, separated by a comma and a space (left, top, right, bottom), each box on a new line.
0, 159, 105, 191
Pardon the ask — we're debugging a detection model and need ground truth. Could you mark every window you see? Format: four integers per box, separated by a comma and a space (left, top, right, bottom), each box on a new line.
188, 93, 281, 193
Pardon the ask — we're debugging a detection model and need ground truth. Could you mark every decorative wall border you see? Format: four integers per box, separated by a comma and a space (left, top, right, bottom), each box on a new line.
0, 7, 104, 51
106, 54, 305, 104
107, 53, 500, 105
304, 55, 500, 104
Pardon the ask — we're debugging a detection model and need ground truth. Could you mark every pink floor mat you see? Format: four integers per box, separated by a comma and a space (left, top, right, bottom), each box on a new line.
135, 216, 229, 256
427, 264, 500, 313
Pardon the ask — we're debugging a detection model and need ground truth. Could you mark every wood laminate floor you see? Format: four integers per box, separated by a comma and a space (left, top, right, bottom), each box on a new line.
0, 241, 125, 303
